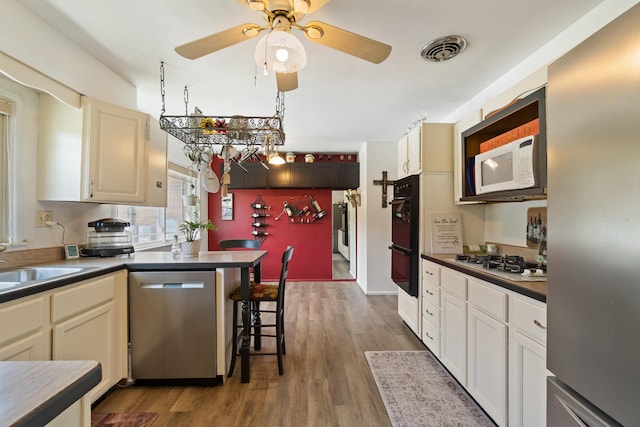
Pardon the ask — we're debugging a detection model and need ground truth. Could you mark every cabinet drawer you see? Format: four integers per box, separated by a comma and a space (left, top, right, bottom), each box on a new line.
422, 317, 440, 357
441, 269, 467, 299
422, 260, 440, 284
51, 274, 116, 323
512, 295, 547, 345
468, 279, 508, 322
0, 296, 47, 346
423, 299, 440, 328
423, 281, 440, 307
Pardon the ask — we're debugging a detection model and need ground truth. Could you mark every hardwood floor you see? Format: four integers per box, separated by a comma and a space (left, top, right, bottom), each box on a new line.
332, 253, 353, 280
93, 281, 425, 426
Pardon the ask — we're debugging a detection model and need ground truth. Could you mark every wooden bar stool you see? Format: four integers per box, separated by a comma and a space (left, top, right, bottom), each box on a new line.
227, 245, 294, 377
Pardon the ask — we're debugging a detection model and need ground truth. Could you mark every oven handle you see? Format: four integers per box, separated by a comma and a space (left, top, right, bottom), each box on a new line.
389, 244, 413, 256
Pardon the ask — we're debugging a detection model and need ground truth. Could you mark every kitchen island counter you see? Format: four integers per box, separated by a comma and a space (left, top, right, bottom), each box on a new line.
422, 253, 547, 302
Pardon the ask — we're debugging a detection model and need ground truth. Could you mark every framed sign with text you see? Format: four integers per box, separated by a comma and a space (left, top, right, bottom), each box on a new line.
430, 213, 463, 254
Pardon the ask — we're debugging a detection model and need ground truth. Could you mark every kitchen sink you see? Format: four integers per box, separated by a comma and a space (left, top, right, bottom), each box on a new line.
0, 266, 92, 284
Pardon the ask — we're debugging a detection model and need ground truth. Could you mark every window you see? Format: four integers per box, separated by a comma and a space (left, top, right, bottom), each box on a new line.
0, 97, 13, 243
115, 163, 198, 248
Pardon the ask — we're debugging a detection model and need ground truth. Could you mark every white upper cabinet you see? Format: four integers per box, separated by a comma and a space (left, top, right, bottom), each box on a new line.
37, 95, 162, 205
397, 123, 454, 179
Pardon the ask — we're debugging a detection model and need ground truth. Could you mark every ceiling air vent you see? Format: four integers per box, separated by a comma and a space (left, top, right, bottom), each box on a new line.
421, 35, 467, 62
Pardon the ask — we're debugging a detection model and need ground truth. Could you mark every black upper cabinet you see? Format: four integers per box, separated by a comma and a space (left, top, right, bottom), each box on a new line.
314, 163, 359, 189
225, 161, 359, 189
268, 163, 315, 188
225, 162, 268, 189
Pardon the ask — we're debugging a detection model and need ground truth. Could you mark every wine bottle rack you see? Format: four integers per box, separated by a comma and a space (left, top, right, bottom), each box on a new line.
251, 195, 269, 240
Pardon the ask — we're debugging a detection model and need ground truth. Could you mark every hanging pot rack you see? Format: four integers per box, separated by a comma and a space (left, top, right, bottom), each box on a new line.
158, 62, 286, 149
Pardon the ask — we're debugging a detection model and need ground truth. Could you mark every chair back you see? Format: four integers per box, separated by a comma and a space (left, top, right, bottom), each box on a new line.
277, 246, 294, 306
220, 239, 261, 251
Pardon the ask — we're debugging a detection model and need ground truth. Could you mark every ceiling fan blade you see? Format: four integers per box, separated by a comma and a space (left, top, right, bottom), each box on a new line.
303, 21, 391, 64
175, 24, 260, 59
276, 72, 299, 92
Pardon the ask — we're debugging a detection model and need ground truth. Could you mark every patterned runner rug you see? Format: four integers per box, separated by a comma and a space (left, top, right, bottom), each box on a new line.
91, 412, 158, 427
365, 351, 496, 427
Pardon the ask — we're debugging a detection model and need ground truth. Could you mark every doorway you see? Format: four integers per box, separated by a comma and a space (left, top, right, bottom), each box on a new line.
331, 191, 355, 280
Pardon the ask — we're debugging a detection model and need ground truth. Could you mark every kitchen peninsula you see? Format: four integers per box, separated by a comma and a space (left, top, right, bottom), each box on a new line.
0, 249, 268, 417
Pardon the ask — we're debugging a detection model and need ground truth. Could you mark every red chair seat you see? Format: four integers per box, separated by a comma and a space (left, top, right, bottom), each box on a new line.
230, 283, 279, 301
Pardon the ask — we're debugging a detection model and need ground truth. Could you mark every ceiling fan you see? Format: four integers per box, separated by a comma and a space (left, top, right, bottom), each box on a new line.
175, 0, 392, 91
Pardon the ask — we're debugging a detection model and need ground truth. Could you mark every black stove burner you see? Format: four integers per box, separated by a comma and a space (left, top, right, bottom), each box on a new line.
455, 253, 543, 274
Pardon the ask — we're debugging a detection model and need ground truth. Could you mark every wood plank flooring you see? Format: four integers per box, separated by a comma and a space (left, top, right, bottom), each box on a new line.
93, 281, 425, 427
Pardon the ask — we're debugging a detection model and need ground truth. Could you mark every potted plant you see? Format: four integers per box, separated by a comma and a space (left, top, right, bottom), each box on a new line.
179, 218, 216, 256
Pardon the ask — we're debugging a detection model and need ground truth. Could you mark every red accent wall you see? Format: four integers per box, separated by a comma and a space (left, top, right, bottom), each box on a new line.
207, 167, 333, 282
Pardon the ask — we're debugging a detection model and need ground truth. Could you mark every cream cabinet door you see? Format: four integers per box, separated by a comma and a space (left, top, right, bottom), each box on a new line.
82, 97, 149, 204
0, 296, 49, 361
467, 305, 507, 426
397, 135, 409, 178
406, 125, 422, 175
52, 302, 116, 402
440, 290, 467, 385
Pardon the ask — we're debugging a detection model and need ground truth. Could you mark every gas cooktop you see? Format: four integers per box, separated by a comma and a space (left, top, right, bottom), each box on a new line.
449, 254, 547, 282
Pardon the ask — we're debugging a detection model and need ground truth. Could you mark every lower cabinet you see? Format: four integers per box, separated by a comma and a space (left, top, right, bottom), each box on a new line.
0, 295, 49, 361
421, 261, 547, 427
51, 271, 128, 403
509, 295, 548, 427
467, 306, 507, 426
440, 290, 467, 385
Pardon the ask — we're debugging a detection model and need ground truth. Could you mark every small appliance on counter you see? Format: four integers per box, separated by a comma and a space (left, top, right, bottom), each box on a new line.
81, 218, 134, 257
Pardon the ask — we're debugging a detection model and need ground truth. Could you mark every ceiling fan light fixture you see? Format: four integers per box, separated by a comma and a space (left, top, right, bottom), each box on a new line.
255, 31, 307, 73
247, 0, 266, 11
293, 0, 310, 13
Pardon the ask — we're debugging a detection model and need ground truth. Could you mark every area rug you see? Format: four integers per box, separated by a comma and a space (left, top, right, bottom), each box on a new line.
91, 412, 158, 427
365, 351, 495, 427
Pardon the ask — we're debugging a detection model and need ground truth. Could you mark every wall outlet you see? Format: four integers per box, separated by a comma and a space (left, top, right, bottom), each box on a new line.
36, 210, 53, 227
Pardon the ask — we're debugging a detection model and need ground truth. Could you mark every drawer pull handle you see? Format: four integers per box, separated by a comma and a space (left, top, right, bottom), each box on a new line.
425, 270, 433, 276
533, 319, 546, 329
425, 290, 434, 296
425, 332, 433, 340
425, 309, 433, 316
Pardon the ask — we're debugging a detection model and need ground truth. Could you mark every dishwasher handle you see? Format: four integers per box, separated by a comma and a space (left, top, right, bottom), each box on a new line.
140, 282, 205, 289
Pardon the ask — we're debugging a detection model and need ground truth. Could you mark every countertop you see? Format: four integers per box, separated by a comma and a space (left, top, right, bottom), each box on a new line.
421, 253, 547, 302
0, 360, 101, 427
0, 250, 268, 304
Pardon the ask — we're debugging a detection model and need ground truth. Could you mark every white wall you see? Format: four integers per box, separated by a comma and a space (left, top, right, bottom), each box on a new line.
357, 141, 397, 295
1, 0, 136, 109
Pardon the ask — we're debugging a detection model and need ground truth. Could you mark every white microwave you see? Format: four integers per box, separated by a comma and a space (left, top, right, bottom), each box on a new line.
474, 135, 538, 195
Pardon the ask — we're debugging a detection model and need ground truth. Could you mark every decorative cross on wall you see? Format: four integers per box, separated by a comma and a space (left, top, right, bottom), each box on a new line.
373, 171, 395, 208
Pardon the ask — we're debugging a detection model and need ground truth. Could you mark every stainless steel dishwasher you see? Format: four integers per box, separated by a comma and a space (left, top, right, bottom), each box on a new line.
128, 270, 217, 383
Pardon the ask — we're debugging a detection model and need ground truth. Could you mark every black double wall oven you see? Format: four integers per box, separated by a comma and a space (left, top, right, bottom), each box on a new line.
390, 174, 419, 297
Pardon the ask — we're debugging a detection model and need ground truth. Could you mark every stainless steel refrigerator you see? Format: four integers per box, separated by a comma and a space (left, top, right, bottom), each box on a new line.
547, 3, 640, 426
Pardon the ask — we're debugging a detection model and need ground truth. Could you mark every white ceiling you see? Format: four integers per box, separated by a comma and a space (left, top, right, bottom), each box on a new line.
20, 0, 604, 153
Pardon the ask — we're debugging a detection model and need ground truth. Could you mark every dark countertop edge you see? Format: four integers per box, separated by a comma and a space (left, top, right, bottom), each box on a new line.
0, 251, 269, 304
421, 253, 546, 303
13, 362, 101, 427
0, 265, 124, 304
